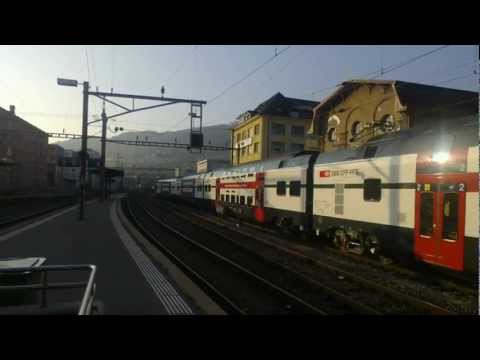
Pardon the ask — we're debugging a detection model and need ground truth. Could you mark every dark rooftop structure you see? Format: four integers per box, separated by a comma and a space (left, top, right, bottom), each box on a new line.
254, 92, 319, 118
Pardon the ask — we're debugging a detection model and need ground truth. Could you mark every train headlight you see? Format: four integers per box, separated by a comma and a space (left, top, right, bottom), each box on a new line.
432, 151, 450, 164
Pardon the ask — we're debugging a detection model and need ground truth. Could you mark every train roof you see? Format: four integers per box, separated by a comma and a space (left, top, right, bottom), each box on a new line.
315, 120, 478, 165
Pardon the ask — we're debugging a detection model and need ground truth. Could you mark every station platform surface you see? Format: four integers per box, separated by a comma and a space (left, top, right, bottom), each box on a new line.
0, 195, 217, 315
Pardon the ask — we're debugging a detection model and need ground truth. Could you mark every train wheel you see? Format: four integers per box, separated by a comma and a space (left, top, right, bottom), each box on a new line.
347, 232, 367, 256
333, 229, 347, 251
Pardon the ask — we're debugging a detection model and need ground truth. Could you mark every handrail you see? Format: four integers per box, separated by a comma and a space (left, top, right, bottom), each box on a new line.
0, 264, 97, 315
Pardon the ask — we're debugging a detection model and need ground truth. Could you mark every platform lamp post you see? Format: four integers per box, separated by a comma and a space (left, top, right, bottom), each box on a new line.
57, 78, 89, 220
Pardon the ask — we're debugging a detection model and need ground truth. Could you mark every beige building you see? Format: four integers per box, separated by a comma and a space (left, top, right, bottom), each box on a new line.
307, 79, 478, 152
231, 93, 319, 165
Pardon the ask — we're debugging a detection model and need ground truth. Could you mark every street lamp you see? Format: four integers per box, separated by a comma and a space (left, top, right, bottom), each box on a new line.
57, 77, 89, 220
57, 78, 78, 87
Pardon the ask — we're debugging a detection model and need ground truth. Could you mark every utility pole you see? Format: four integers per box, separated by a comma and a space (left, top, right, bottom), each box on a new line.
100, 105, 107, 202
79, 81, 89, 220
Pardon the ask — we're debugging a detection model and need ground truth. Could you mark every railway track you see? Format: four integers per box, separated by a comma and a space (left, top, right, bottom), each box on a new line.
0, 198, 78, 230
124, 195, 388, 315
133, 193, 460, 314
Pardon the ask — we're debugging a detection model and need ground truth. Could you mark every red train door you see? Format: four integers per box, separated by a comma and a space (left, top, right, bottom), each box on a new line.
254, 172, 265, 223
414, 174, 466, 271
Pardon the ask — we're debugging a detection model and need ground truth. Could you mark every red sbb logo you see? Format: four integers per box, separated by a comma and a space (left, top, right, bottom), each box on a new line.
319, 170, 331, 178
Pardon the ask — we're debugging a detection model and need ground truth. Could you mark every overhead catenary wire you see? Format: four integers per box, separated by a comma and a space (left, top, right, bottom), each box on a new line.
166, 46, 293, 132
215, 46, 310, 126
307, 45, 450, 97
433, 73, 477, 86
207, 45, 292, 106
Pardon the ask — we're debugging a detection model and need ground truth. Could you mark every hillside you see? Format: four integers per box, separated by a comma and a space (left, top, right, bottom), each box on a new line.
54, 124, 232, 170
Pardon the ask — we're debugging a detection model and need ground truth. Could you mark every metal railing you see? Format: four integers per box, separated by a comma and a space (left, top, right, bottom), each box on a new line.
0, 264, 97, 315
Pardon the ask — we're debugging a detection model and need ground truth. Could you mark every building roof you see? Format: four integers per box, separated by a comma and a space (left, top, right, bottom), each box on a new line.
254, 92, 318, 116
0, 106, 47, 136
313, 79, 478, 115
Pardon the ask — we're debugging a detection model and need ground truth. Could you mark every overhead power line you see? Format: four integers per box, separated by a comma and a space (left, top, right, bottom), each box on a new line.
308, 45, 450, 97
207, 46, 292, 106
433, 73, 476, 86
370, 45, 450, 79
166, 46, 293, 132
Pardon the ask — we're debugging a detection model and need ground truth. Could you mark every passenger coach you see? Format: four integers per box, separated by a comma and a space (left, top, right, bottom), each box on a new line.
156, 122, 478, 273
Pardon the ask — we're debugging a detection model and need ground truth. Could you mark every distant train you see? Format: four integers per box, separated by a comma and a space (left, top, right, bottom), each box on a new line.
157, 122, 478, 274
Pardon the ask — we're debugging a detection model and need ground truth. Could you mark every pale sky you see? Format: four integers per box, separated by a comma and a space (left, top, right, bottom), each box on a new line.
0, 45, 477, 142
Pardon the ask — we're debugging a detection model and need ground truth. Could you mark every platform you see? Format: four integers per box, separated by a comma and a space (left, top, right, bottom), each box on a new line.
0, 195, 222, 315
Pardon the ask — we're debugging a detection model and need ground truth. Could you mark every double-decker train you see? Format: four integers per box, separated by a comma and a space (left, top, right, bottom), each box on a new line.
157, 122, 479, 274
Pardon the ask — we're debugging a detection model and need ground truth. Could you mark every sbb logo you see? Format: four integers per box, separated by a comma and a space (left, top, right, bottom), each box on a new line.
319, 170, 331, 178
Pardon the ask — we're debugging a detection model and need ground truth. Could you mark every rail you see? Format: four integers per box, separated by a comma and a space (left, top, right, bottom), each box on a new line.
0, 264, 97, 315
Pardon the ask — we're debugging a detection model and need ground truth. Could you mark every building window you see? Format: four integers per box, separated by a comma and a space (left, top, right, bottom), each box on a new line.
290, 181, 301, 197
254, 142, 259, 153
247, 196, 253, 206
291, 125, 305, 137
241, 147, 246, 156
289, 111, 299, 118
327, 127, 337, 143
290, 143, 304, 153
364, 178, 382, 202
271, 141, 285, 154
236, 134, 241, 143
351, 121, 362, 138
254, 124, 260, 135
226, 195, 230, 202
271, 123, 285, 136
240, 196, 245, 205
276, 181, 286, 196
221, 194, 225, 202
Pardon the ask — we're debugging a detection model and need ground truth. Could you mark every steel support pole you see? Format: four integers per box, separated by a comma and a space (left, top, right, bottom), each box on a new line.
79, 82, 89, 220
100, 110, 107, 202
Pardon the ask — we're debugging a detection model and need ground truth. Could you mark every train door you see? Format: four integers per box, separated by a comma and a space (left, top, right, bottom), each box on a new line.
215, 178, 222, 214
254, 172, 265, 222
414, 174, 466, 271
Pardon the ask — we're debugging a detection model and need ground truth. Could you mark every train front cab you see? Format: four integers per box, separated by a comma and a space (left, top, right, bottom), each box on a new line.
413, 145, 478, 273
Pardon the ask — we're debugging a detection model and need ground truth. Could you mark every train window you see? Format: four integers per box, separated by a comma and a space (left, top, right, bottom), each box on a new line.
364, 179, 381, 202
276, 181, 286, 196
247, 196, 253, 206
442, 193, 458, 241
335, 184, 344, 215
420, 192, 434, 236
364, 146, 377, 159
289, 181, 301, 197
226, 195, 230, 203
240, 196, 245, 205
221, 194, 225, 202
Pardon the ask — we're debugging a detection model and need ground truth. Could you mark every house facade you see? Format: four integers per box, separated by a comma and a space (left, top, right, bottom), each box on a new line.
231, 93, 319, 165
0, 105, 49, 194
307, 80, 478, 153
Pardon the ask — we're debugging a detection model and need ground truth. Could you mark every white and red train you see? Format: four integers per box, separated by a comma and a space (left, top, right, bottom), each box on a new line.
157, 123, 478, 273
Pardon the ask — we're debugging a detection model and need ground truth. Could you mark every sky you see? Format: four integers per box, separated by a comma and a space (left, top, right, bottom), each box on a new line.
0, 45, 477, 142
